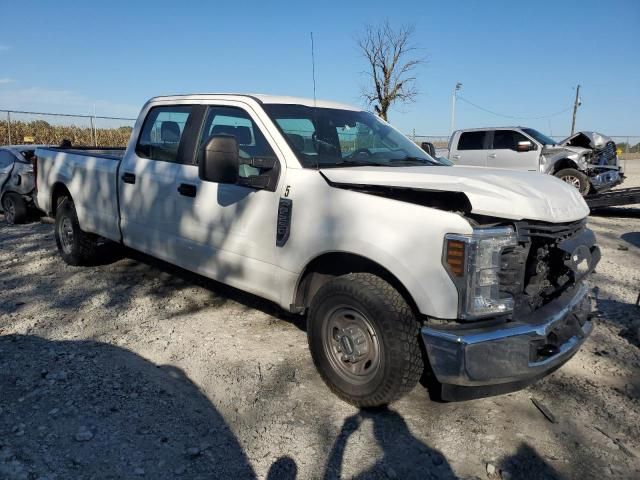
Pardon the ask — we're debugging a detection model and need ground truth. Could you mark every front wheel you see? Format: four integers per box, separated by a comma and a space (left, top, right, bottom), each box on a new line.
54, 197, 98, 266
554, 168, 590, 196
307, 273, 423, 407
2, 193, 28, 225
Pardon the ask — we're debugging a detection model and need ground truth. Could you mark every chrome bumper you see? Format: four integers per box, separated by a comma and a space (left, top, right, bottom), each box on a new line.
421, 283, 593, 387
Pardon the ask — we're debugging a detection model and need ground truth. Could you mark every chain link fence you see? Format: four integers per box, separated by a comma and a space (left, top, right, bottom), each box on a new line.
1, 110, 136, 147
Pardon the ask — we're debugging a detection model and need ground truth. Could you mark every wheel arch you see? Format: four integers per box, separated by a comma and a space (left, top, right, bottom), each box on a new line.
50, 182, 72, 216
551, 158, 580, 174
293, 251, 421, 317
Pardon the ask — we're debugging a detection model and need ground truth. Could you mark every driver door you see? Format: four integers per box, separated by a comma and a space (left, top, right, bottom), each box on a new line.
487, 129, 539, 171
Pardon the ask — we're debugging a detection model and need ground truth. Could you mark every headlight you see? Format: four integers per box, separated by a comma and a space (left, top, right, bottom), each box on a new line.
444, 227, 518, 320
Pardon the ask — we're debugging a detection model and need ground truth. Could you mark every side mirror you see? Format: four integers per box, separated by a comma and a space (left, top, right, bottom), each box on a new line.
199, 134, 239, 184
517, 140, 535, 152
421, 141, 436, 157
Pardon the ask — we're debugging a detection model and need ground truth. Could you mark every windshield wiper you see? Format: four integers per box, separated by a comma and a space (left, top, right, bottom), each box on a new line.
318, 160, 383, 168
389, 156, 440, 166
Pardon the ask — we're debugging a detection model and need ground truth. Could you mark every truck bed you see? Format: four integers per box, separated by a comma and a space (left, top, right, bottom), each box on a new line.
35, 147, 122, 242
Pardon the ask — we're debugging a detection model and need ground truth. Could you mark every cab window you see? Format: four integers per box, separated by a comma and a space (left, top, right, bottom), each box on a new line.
198, 106, 276, 178
136, 106, 193, 163
458, 131, 487, 150
492, 130, 529, 150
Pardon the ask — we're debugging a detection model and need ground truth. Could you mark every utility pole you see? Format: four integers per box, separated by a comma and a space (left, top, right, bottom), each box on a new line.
450, 82, 462, 135
570, 84, 581, 135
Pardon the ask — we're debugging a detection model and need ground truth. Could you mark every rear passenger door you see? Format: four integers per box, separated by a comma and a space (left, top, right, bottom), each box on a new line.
450, 131, 489, 167
119, 104, 203, 259
487, 129, 539, 171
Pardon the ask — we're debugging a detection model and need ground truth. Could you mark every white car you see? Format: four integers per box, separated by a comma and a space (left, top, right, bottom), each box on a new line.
36, 94, 599, 406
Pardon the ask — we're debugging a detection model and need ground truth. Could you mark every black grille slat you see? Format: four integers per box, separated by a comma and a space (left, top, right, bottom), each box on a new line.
509, 219, 587, 313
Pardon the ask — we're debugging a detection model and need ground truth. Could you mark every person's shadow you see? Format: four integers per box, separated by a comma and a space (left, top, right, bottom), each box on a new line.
323, 408, 457, 479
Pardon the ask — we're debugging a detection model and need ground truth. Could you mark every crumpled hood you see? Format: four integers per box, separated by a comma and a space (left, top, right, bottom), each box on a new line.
321, 165, 590, 223
559, 131, 613, 150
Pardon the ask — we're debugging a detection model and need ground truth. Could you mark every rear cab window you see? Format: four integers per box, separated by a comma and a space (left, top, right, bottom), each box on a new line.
136, 106, 194, 163
457, 131, 488, 150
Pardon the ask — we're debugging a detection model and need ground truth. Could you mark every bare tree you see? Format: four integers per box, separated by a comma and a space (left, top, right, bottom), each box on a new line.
357, 21, 425, 121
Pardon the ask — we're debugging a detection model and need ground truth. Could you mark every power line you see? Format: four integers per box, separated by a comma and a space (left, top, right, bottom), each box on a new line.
456, 96, 573, 120
0, 109, 135, 121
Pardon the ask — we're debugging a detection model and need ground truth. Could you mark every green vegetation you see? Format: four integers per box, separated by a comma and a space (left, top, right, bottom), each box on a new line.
1, 120, 133, 147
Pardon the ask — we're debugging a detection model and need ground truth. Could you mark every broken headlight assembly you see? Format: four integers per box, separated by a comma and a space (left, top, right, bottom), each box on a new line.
443, 227, 518, 320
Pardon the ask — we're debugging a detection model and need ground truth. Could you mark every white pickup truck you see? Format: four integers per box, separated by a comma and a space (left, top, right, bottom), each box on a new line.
36, 94, 600, 406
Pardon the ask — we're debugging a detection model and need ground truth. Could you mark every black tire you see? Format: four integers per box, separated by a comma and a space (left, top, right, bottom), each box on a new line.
307, 272, 423, 407
54, 197, 98, 266
554, 168, 590, 196
2, 193, 28, 225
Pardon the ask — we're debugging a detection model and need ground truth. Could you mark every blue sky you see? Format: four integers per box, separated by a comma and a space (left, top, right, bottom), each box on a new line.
1, 0, 639, 136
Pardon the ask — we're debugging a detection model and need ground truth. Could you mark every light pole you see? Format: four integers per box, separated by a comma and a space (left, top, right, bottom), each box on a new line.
450, 82, 462, 135
570, 84, 581, 135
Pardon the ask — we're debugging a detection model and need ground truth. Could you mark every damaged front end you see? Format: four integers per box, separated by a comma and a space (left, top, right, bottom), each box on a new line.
545, 131, 624, 192
422, 217, 600, 399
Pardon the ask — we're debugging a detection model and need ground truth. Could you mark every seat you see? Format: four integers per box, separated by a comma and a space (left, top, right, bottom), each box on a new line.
160, 121, 181, 143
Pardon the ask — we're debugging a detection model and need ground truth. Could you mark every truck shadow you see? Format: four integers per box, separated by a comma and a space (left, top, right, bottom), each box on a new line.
323, 408, 456, 480
0, 334, 257, 479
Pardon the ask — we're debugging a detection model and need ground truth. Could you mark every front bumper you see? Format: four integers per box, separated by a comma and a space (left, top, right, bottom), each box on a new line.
590, 168, 623, 192
421, 283, 593, 390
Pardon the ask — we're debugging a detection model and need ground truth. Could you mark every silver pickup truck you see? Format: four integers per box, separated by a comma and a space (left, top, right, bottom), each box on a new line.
445, 127, 623, 196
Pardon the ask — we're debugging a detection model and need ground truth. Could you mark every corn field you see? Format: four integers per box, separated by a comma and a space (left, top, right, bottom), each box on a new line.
1, 119, 133, 147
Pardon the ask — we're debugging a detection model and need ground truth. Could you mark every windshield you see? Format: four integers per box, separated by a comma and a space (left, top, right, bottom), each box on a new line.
522, 128, 556, 146
263, 104, 446, 168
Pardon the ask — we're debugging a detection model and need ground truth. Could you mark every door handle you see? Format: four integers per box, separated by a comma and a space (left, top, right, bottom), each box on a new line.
488, 154, 497, 158
452, 155, 460, 159
177, 183, 197, 197
121, 172, 136, 184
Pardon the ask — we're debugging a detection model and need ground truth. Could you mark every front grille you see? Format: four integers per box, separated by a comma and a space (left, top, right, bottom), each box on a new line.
597, 141, 617, 166
503, 219, 588, 313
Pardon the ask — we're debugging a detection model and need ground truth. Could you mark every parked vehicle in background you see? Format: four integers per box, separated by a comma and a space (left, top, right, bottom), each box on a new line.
0, 145, 44, 224
445, 127, 623, 196
36, 94, 599, 406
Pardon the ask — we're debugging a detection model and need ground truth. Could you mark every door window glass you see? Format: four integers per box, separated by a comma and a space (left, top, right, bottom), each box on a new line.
199, 107, 276, 177
492, 130, 529, 150
0, 151, 15, 168
136, 106, 193, 163
458, 131, 487, 150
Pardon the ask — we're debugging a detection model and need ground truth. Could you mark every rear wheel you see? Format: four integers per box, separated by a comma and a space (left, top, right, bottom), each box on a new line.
554, 168, 590, 196
2, 193, 27, 225
54, 197, 98, 265
307, 273, 423, 407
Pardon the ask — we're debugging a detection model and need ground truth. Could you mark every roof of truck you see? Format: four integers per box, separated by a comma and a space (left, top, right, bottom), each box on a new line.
148, 93, 361, 111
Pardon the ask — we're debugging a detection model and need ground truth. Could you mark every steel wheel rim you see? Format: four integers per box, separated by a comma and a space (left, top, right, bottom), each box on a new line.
322, 306, 381, 384
561, 175, 582, 190
59, 217, 74, 254
4, 198, 15, 224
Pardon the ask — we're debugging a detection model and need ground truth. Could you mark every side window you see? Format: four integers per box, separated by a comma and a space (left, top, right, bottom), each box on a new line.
199, 106, 276, 178
457, 131, 487, 150
493, 130, 529, 150
276, 118, 316, 154
136, 105, 193, 163
0, 151, 15, 168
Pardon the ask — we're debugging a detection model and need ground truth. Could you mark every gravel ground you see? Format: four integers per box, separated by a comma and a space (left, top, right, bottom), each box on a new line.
1, 165, 639, 480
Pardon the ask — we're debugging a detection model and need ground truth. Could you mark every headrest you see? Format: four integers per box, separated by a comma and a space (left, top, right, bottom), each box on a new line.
234, 126, 252, 145
286, 133, 305, 151
161, 121, 181, 142
210, 124, 252, 145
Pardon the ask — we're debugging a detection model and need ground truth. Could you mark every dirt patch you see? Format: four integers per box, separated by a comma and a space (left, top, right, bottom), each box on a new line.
1, 180, 639, 478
